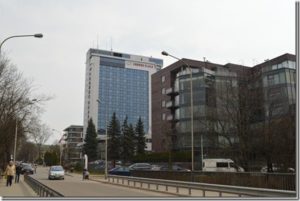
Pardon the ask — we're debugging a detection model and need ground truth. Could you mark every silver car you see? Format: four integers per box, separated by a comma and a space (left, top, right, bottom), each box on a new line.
48, 165, 65, 180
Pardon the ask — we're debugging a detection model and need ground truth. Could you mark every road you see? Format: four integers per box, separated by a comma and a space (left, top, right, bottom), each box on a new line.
31, 167, 175, 197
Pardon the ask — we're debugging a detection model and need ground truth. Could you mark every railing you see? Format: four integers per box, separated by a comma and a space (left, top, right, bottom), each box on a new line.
24, 174, 64, 197
107, 175, 296, 197
132, 170, 296, 191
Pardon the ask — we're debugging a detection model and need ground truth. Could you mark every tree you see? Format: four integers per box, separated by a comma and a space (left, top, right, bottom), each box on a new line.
135, 117, 146, 155
44, 151, 59, 166
0, 55, 51, 168
83, 118, 98, 161
121, 117, 135, 164
17, 141, 38, 163
210, 68, 260, 171
107, 113, 121, 167
29, 122, 52, 159
161, 121, 173, 170
0, 56, 37, 166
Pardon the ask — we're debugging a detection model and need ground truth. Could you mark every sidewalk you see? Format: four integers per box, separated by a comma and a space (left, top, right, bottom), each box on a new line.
0, 176, 37, 197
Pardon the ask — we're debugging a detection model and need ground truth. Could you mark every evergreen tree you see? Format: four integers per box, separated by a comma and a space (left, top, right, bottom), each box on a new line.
121, 117, 135, 163
44, 151, 59, 166
127, 124, 136, 160
135, 117, 146, 155
120, 116, 129, 163
83, 118, 98, 161
107, 112, 121, 167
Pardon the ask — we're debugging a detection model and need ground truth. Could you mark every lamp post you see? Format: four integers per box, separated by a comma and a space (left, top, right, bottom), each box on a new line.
0, 33, 43, 55
13, 99, 39, 163
96, 99, 108, 180
161, 51, 195, 171
53, 129, 65, 166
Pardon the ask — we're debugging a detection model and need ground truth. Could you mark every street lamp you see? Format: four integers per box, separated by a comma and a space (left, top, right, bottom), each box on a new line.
13, 99, 39, 163
0, 33, 43, 55
53, 129, 65, 166
161, 51, 195, 171
96, 99, 108, 180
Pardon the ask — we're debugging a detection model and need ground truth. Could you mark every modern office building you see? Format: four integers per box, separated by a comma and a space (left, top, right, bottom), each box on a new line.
152, 53, 295, 170
62, 125, 83, 165
83, 49, 163, 153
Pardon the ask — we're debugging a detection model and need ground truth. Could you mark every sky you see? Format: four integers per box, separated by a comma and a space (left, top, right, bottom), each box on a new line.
0, 0, 295, 144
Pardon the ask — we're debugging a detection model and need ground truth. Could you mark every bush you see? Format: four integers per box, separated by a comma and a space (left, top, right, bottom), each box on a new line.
74, 162, 83, 172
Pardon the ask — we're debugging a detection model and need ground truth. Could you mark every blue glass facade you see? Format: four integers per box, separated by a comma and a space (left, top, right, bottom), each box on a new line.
97, 60, 149, 134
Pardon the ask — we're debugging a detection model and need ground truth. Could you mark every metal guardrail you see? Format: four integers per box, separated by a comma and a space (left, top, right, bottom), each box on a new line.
107, 175, 296, 197
24, 174, 64, 197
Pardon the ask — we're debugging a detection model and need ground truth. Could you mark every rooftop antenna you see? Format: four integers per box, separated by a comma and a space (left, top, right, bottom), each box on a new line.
97, 34, 99, 49
110, 37, 113, 52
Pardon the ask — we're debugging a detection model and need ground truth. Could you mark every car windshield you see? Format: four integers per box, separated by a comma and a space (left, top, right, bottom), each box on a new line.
51, 166, 64, 171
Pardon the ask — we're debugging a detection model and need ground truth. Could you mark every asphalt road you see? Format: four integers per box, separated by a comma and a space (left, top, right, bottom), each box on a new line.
31, 166, 175, 197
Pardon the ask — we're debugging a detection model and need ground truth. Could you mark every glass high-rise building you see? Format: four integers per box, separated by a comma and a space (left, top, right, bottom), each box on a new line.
83, 49, 162, 152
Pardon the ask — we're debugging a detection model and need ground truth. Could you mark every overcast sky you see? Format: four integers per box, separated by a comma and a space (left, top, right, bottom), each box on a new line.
0, 0, 295, 144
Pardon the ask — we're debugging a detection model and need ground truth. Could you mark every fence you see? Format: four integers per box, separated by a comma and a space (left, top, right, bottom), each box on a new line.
24, 174, 64, 197
106, 175, 296, 197
131, 171, 296, 191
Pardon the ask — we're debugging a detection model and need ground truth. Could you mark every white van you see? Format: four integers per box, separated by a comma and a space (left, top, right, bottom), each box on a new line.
202, 158, 244, 172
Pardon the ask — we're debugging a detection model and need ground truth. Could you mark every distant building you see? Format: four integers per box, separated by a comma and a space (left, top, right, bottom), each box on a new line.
63, 125, 83, 164
83, 48, 163, 154
152, 53, 295, 170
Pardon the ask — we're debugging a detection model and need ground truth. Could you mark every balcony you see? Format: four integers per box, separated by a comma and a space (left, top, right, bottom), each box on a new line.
166, 87, 179, 96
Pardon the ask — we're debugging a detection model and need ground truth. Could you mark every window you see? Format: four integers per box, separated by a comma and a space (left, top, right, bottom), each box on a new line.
162, 113, 166, 120
161, 100, 166, 107
216, 162, 228, 168
161, 88, 166, 94
161, 76, 165, 83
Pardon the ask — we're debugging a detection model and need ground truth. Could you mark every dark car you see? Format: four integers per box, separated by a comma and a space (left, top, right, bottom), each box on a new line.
21, 164, 34, 175
128, 163, 152, 170
108, 166, 130, 176
160, 165, 190, 172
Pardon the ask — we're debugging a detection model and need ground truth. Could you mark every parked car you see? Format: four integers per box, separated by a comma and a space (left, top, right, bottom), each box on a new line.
108, 166, 130, 176
21, 164, 34, 175
159, 164, 191, 172
128, 163, 152, 170
48, 165, 65, 180
150, 164, 162, 171
260, 164, 295, 173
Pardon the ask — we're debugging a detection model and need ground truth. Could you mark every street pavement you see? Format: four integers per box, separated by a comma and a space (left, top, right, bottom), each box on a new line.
31, 166, 175, 197
0, 175, 37, 197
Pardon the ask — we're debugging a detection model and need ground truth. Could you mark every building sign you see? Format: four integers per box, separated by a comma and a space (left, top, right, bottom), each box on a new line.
126, 61, 155, 69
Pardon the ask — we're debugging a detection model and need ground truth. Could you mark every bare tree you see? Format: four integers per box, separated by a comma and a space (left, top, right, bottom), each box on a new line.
28, 122, 53, 159
0, 56, 52, 168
